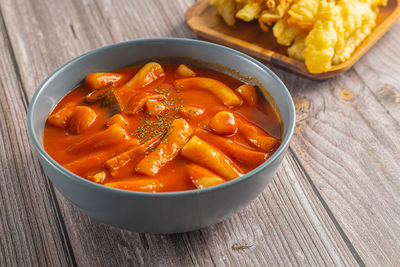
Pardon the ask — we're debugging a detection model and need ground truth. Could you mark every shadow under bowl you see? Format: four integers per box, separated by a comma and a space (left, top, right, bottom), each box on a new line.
27, 38, 295, 234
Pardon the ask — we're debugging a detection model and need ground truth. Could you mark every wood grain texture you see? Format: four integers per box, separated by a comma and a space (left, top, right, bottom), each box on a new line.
268, 36, 400, 264
50, 154, 359, 266
0, 8, 75, 267
0, 0, 399, 266
187, 153, 358, 266
352, 21, 400, 122
2, 0, 357, 265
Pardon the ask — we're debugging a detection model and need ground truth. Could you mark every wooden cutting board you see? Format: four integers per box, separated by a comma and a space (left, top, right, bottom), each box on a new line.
186, 0, 400, 80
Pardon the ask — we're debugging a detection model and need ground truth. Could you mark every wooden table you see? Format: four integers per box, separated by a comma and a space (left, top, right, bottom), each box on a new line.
1, 0, 399, 266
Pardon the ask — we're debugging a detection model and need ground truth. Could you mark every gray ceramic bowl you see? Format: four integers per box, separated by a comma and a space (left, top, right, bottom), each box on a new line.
27, 38, 295, 234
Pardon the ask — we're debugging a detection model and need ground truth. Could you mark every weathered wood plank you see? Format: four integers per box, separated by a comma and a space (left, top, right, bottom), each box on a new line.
60, 204, 202, 267
0, 9, 75, 267
186, 153, 358, 266
0, 0, 115, 100
0, 0, 207, 266
268, 42, 400, 265
1, 0, 359, 265
352, 21, 400, 122
2, 0, 398, 266
94, 0, 195, 42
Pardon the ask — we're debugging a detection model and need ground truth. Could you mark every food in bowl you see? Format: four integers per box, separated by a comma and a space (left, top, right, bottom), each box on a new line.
28, 38, 295, 233
210, 0, 387, 73
44, 62, 281, 192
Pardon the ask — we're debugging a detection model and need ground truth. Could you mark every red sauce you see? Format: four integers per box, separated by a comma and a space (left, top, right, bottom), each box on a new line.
44, 63, 281, 192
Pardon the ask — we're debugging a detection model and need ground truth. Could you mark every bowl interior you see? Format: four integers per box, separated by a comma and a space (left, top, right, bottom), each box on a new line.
28, 38, 295, 190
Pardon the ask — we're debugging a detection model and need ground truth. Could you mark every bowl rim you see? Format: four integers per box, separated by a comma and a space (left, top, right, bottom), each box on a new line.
27, 37, 295, 197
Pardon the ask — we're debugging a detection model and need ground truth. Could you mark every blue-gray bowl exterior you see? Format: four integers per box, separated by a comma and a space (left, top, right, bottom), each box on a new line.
27, 38, 295, 234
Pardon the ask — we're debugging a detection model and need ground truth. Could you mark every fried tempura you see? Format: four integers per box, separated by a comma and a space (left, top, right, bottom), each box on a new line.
210, 0, 387, 73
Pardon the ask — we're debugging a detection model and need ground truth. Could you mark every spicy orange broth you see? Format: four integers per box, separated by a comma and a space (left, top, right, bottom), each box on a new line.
43, 64, 281, 192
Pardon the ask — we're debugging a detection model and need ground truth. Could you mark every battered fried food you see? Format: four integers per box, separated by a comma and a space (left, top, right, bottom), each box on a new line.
210, 0, 387, 73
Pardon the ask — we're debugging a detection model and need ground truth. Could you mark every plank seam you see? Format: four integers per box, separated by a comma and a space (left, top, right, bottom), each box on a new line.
0, 7, 29, 109
285, 153, 355, 264
0, 5, 77, 267
288, 147, 366, 267
0, 13, 45, 265
39, 164, 78, 267
199, 231, 217, 267
0, 134, 21, 266
260, 191, 303, 266
269, 178, 322, 265
181, 234, 202, 267
0, 101, 41, 264
283, 155, 346, 264
91, 1, 206, 265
